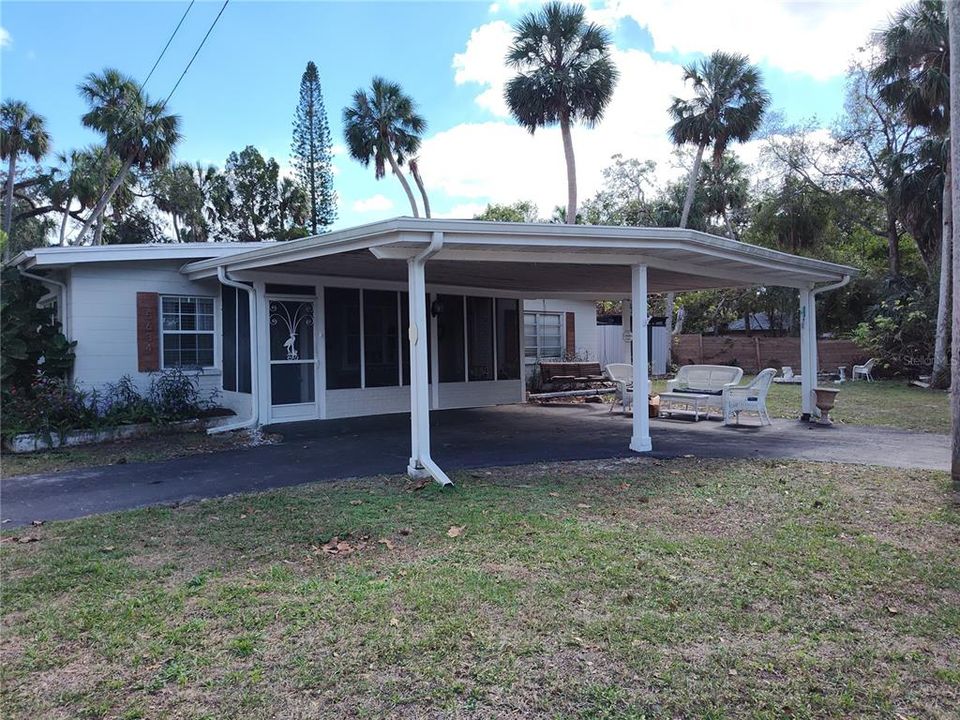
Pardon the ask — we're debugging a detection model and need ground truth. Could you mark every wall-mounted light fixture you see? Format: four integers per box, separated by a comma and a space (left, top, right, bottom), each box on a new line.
430, 297, 444, 317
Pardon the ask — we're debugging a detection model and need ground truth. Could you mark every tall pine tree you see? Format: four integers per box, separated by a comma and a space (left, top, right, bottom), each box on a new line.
292, 61, 336, 232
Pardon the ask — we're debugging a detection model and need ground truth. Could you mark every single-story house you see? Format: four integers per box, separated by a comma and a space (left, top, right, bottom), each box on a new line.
522, 298, 599, 379
10, 217, 856, 485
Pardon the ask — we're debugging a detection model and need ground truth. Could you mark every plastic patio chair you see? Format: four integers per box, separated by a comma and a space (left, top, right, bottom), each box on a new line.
604, 363, 633, 413
722, 368, 777, 426
852, 358, 876, 382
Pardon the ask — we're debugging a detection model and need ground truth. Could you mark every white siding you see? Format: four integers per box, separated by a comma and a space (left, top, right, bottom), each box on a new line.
67, 261, 236, 409
522, 299, 597, 360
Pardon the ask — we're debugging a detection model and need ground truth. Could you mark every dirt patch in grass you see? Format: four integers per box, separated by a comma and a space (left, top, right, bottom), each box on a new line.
2, 458, 958, 719
0, 428, 277, 479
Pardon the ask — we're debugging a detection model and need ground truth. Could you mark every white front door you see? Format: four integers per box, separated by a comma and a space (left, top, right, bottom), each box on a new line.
268, 296, 319, 421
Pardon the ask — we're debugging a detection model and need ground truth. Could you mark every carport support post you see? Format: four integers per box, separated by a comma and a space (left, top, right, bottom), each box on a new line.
799, 286, 817, 420
407, 259, 430, 476
406, 234, 453, 486
630, 264, 652, 452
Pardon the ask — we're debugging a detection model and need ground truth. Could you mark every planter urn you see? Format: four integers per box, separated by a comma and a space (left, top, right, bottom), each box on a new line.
812, 387, 841, 426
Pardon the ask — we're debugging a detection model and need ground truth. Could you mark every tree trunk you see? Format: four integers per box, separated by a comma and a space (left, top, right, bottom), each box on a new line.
94, 216, 105, 246
59, 199, 71, 246
932, 160, 952, 389
309, 92, 317, 234
410, 161, 431, 219
722, 208, 736, 240
559, 113, 578, 224
172, 214, 182, 243
886, 205, 901, 278
679, 142, 706, 229
948, 0, 960, 493
3, 153, 17, 239
75, 154, 136, 245
386, 149, 419, 218
668, 142, 707, 365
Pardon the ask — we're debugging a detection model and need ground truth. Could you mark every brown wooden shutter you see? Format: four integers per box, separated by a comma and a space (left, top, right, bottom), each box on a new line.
565, 312, 576, 358
137, 292, 160, 372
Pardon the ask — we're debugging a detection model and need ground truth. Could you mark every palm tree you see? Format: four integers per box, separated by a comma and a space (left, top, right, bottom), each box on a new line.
668, 51, 769, 229
1, 100, 51, 239
701, 152, 749, 239
504, 2, 618, 224
408, 157, 431, 218
342, 77, 425, 217
75, 68, 181, 244
872, 1, 951, 388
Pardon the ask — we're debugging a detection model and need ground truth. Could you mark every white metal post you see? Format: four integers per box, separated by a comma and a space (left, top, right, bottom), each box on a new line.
630, 265, 652, 452
799, 287, 815, 419
406, 233, 452, 486
407, 259, 429, 476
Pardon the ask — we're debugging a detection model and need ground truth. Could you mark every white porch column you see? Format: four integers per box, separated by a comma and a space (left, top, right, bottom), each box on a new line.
407, 259, 430, 475
406, 234, 452, 486
799, 286, 817, 419
630, 265, 652, 452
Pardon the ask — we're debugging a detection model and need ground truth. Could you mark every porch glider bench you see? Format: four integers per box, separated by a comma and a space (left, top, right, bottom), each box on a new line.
659, 364, 744, 420
538, 361, 610, 389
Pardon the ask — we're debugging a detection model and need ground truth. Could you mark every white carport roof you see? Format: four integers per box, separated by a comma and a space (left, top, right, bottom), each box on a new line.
181, 217, 857, 297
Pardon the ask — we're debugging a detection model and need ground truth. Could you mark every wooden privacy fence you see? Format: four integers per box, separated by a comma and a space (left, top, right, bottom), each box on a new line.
673, 334, 868, 374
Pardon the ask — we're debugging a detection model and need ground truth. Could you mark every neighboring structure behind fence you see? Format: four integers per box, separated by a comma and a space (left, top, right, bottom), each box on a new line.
673, 334, 867, 374
596, 322, 668, 375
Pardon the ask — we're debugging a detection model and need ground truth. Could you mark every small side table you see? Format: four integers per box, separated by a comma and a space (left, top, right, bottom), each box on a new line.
658, 391, 711, 421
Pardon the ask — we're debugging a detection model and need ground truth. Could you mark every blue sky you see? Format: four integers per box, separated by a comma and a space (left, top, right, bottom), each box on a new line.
1, 0, 900, 232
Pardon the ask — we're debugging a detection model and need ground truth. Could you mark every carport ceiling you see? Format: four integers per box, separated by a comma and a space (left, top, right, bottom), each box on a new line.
256, 251, 755, 295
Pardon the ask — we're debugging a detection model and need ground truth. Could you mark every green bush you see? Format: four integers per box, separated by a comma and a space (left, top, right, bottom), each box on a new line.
0, 267, 75, 388
2, 370, 221, 444
852, 288, 936, 377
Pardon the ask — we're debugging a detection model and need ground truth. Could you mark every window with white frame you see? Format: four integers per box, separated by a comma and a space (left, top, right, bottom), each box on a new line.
524, 312, 563, 361
161, 296, 215, 368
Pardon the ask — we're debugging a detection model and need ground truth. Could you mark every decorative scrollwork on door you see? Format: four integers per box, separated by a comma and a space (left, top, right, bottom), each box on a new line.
270, 301, 314, 360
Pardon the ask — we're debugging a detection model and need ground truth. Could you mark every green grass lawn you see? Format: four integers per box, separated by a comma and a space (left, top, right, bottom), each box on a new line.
2, 459, 957, 719
651, 377, 950, 434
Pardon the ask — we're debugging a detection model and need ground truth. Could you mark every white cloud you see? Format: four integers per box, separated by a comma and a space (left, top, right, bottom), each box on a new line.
452, 20, 515, 117
425, 42, 692, 215
352, 194, 395, 213
0, 27, 11, 49
600, 0, 901, 81
434, 202, 489, 219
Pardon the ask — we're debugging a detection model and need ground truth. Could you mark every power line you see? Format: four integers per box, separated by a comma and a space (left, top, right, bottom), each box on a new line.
159, 0, 230, 111
69, 0, 198, 244
72, 0, 230, 244
140, 0, 196, 94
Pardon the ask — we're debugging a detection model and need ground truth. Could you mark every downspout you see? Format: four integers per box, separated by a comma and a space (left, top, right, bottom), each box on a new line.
209, 266, 260, 434
410, 232, 452, 487
805, 274, 852, 419
811, 275, 852, 299
18, 267, 69, 339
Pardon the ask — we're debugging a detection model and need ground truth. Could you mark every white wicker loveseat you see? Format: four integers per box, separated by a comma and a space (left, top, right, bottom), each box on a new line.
660, 365, 744, 420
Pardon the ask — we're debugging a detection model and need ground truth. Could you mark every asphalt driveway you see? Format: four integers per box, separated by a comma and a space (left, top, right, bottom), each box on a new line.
1, 403, 949, 526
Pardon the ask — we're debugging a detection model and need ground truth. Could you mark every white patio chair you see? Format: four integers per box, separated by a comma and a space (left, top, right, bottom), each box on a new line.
852, 358, 876, 382
722, 368, 777, 426
604, 363, 634, 413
